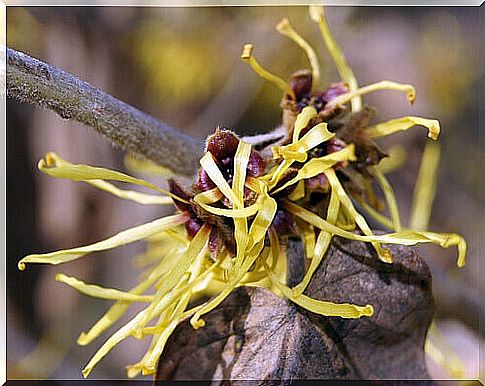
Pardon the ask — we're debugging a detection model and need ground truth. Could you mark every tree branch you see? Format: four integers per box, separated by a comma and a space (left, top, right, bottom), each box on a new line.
6, 47, 204, 177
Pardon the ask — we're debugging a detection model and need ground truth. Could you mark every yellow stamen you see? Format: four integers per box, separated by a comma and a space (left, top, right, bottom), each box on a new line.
276, 18, 321, 91
241, 44, 295, 100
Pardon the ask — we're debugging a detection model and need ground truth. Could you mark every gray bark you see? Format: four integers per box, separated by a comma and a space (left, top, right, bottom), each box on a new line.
6, 47, 204, 177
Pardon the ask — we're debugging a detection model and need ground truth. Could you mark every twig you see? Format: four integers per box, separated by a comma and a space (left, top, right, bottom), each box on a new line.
6, 47, 204, 177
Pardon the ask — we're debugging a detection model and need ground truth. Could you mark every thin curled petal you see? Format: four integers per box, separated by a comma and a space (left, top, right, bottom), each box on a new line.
241, 44, 295, 99
77, 257, 172, 346
273, 122, 334, 163
18, 213, 189, 270
325, 168, 392, 263
194, 198, 261, 218
133, 224, 211, 331
85, 179, 173, 205
82, 225, 211, 378
366, 116, 440, 141
190, 187, 277, 329
232, 141, 252, 264
82, 307, 150, 378
326, 80, 416, 109
264, 260, 373, 318
293, 188, 340, 296
193, 187, 224, 205
272, 144, 355, 194
55, 274, 153, 302
283, 200, 466, 267
410, 142, 441, 230
293, 106, 318, 143
276, 18, 320, 90
371, 167, 402, 232
38, 152, 184, 203
309, 5, 361, 111
131, 248, 209, 376
357, 199, 394, 231
199, 152, 240, 206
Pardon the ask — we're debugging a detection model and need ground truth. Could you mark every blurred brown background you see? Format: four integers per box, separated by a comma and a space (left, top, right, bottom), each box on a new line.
6, 6, 483, 380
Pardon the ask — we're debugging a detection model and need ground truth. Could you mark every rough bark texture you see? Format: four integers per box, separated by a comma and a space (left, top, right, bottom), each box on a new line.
6, 47, 204, 176
155, 236, 434, 383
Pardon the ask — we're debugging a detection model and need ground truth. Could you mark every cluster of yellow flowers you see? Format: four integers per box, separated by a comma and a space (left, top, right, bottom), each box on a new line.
18, 5, 466, 379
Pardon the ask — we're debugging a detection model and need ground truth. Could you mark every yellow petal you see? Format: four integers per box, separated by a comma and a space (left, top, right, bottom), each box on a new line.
273, 122, 334, 163
265, 260, 373, 318
366, 116, 440, 141
199, 152, 240, 206
309, 5, 361, 111
291, 106, 317, 145
232, 141, 251, 264
193, 187, 224, 205
194, 198, 261, 218
326, 80, 416, 109
133, 224, 211, 331
325, 168, 392, 263
55, 273, 153, 302
409, 142, 441, 230
82, 225, 211, 377
82, 307, 151, 378
241, 43, 295, 99
77, 257, 173, 346
357, 199, 394, 231
371, 167, 402, 231
272, 144, 355, 194
293, 187, 340, 296
276, 18, 320, 91
39, 152, 185, 203
18, 213, 188, 270
85, 179, 173, 205
190, 182, 277, 329
283, 200, 466, 267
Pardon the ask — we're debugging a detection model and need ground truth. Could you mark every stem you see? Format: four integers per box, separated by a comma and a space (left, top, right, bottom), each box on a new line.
6, 47, 204, 177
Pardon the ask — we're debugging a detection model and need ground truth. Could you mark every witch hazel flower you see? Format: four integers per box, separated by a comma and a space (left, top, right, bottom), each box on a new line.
18, 5, 467, 379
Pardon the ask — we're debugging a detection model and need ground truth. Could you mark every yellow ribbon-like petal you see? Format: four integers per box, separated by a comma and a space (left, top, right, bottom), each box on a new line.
283, 201, 466, 267
293, 187, 340, 296
326, 80, 416, 109
371, 167, 402, 232
38, 152, 184, 203
309, 5, 361, 111
325, 168, 392, 263
55, 274, 154, 302
276, 18, 321, 91
273, 122, 334, 163
264, 260, 373, 318
18, 213, 189, 270
366, 116, 441, 141
409, 142, 441, 230
271, 144, 356, 194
